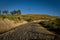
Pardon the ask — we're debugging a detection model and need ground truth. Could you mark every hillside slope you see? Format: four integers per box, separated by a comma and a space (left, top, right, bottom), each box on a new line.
0, 14, 59, 33
0, 18, 27, 33
22, 14, 57, 21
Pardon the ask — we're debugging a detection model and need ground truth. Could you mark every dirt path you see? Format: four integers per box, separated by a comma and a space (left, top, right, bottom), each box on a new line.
0, 22, 59, 40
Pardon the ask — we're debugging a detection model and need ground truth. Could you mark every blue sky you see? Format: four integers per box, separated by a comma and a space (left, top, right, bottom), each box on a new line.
0, 0, 60, 16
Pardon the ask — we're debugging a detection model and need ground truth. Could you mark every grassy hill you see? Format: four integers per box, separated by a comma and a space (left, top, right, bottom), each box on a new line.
0, 14, 58, 21
22, 14, 57, 21
0, 14, 59, 34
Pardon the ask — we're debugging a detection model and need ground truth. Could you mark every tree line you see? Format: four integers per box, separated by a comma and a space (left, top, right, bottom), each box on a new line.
0, 10, 21, 15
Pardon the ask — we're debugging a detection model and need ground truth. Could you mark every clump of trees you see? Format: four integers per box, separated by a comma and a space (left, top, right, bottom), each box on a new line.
0, 9, 33, 22
2, 10, 8, 14
10, 10, 21, 15
0, 9, 22, 21
0, 9, 21, 15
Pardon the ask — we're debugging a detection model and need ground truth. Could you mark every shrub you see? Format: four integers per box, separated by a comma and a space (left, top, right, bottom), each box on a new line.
25, 17, 33, 22
39, 18, 60, 34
